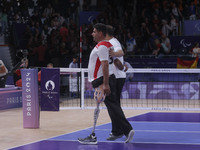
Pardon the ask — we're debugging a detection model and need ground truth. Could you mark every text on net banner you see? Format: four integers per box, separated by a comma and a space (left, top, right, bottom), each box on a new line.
21, 68, 40, 128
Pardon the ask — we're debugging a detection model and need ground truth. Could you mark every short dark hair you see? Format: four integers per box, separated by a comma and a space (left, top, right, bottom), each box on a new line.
106, 25, 114, 36
73, 54, 78, 59
94, 23, 106, 36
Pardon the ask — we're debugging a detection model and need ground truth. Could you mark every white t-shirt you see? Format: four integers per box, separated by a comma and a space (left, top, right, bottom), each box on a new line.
69, 61, 78, 78
0, 60, 8, 77
126, 38, 136, 52
109, 37, 126, 79
192, 47, 200, 57
69, 62, 78, 68
88, 41, 114, 82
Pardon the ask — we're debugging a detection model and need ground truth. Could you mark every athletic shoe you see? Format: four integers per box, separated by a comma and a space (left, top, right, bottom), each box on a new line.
106, 133, 124, 141
78, 133, 97, 145
125, 130, 134, 143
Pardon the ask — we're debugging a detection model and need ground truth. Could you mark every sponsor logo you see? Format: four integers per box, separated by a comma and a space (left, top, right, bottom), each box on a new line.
45, 80, 55, 91
88, 15, 94, 23
195, 23, 200, 31
42, 80, 58, 99
180, 39, 191, 47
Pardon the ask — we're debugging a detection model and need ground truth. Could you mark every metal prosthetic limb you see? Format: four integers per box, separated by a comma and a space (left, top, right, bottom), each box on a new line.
91, 102, 100, 135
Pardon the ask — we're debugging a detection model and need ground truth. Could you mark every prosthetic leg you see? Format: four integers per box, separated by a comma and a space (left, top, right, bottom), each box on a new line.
78, 85, 105, 144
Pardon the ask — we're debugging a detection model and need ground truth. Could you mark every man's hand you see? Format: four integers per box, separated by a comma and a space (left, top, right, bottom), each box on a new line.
0, 66, 6, 73
103, 83, 111, 96
109, 49, 115, 57
124, 64, 128, 72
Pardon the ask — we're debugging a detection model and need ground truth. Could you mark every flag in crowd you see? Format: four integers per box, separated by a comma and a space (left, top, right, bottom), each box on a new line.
177, 57, 199, 68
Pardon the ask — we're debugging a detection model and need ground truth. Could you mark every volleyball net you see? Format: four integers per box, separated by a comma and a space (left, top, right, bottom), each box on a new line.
59, 68, 200, 111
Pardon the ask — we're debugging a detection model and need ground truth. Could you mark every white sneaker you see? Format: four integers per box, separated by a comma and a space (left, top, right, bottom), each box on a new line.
125, 130, 134, 143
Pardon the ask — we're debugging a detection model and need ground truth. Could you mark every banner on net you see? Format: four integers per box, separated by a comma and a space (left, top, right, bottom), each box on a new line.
84, 76, 200, 100
40, 68, 60, 111
121, 82, 199, 100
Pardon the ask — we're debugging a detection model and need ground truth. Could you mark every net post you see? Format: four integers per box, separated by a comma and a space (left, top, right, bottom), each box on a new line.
81, 69, 85, 109
80, 26, 82, 69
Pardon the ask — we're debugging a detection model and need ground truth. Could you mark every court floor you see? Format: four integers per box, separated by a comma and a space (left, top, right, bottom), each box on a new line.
7, 112, 200, 150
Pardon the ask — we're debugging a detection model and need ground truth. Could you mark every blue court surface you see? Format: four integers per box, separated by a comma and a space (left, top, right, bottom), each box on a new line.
8, 112, 200, 150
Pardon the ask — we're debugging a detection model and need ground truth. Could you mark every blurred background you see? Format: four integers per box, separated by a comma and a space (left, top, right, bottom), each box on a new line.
0, 0, 200, 71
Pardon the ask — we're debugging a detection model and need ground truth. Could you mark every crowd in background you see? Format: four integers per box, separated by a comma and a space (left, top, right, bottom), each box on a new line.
0, 0, 200, 68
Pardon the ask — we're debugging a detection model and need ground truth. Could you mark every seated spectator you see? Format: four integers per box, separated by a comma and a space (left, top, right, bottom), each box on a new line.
190, 42, 200, 58
152, 39, 161, 57
160, 34, 171, 55
151, 34, 171, 58
0, 60, 8, 88
148, 32, 160, 54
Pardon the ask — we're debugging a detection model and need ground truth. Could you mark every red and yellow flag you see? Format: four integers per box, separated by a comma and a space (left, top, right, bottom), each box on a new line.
177, 57, 198, 68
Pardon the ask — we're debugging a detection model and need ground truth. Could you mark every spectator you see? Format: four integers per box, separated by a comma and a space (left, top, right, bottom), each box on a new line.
152, 14, 160, 35
69, 55, 79, 97
161, 19, 172, 37
60, 42, 69, 64
0, 60, 8, 88
160, 34, 171, 54
148, 32, 160, 55
38, 63, 53, 82
171, 2, 183, 22
170, 14, 178, 36
190, 42, 200, 58
188, 1, 197, 20
140, 22, 150, 42
0, 9, 8, 36
43, 3, 53, 19
152, 38, 161, 57
14, 59, 29, 87
59, 22, 69, 43
125, 31, 136, 55
3, 0, 195, 65
157, 34, 171, 58
30, 41, 47, 67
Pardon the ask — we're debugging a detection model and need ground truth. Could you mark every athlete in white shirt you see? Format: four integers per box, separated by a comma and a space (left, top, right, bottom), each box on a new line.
105, 25, 133, 141
78, 23, 134, 144
78, 23, 112, 145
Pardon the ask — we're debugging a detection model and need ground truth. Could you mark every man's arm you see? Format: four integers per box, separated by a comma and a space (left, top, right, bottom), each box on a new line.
109, 49, 124, 57
0, 66, 6, 73
101, 60, 111, 96
114, 59, 128, 72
